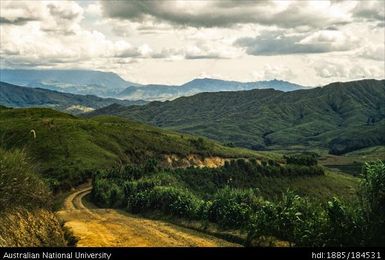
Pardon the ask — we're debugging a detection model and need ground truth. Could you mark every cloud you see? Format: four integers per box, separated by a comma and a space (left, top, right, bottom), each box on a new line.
41, 2, 84, 35
353, 1, 385, 22
0, 1, 84, 35
0, 0, 383, 86
150, 48, 183, 59
112, 41, 142, 58
184, 40, 241, 59
313, 60, 384, 80
252, 65, 296, 81
358, 44, 385, 61
84, 2, 102, 17
0, 17, 36, 25
0, 1, 42, 25
235, 30, 358, 55
100, 0, 353, 29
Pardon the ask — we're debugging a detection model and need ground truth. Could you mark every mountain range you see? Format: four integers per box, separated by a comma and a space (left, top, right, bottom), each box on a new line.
0, 69, 140, 97
88, 79, 385, 154
0, 81, 146, 114
117, 78, 303, 101
0, 69, 303, 101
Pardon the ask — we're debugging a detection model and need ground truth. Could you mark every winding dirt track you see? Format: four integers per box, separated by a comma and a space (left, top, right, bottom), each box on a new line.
57, 186, 239, 247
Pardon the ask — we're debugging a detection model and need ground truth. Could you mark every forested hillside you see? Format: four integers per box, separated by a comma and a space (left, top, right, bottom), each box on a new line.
89, 79, 385, 154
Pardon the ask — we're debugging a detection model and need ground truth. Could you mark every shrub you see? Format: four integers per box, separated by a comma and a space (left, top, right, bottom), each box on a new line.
91, 178, 111, 207
92, 175, 125, 208
189, 137, 207, 151
208, 187, 260, 228
322, 198, 365, 246
127, 186, 202, 219
359, 161, 385, 246
284, 153, 319, 166
0, 149, 51, 211
247, 191, 326, 246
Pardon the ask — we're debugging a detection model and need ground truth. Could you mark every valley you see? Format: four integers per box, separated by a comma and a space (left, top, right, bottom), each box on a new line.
0, 79, 384, 248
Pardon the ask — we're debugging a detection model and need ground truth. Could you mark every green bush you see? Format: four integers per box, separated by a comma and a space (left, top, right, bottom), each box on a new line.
92, 177, 125, 208
208, 188, 260, 228
322, 198, 365, 246
127, 186, 202, 219
246, 162, 385, 246
284, 153, 319, 166
247, 191, 325, 246
359, 161, 385, 246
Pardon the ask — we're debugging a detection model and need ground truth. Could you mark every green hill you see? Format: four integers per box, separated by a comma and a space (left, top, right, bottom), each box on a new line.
0, 81, 146, 114
88, 79, 385, 154
0, 106, 264, 191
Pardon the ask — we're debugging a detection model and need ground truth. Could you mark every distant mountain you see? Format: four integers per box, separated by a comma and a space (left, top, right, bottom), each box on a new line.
0, 69, 140, 97
89, 79, 385, 154
118, 78, 303, 101
0, 69, 303, 101
0, 81, 146, 114
181, 78, 302, 92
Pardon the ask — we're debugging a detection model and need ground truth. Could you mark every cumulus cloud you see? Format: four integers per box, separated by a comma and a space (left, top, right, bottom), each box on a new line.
358, 44, 385, 61
313, 60, 384, 80
100, 0, 353, 29
252, 65, 297, 81
0, 1, 42, 25
0, 1, 174, 68
184, 40, 241, 59
352, 1, 385, 22
0, 1, 83, 34
42, 2, 83, 34
235, 30, 358, 55
0, 0, 383, 85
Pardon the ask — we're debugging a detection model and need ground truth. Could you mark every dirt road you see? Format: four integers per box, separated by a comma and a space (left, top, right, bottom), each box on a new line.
57, 185, 239, 247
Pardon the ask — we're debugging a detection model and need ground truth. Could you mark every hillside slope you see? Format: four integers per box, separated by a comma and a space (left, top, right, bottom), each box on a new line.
0, 149, 68, 246
0, 106, 263, 191
0, 81, 146, 114
89, 79, 385, 154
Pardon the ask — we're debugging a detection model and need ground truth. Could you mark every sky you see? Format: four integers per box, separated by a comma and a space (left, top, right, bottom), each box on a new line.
0, 0, 384, 86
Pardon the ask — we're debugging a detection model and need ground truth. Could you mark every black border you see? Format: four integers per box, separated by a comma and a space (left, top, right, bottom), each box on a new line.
0, 247, 384, 260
